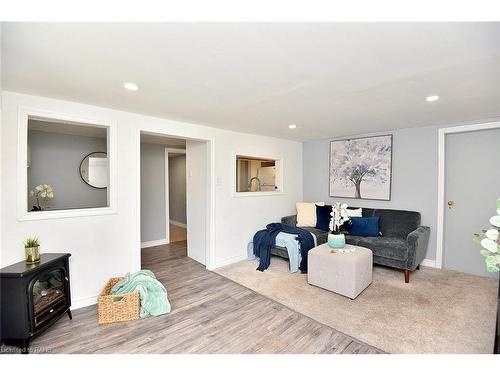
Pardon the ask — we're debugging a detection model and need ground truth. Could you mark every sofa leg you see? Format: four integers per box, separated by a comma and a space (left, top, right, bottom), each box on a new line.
404, 270, 410, 283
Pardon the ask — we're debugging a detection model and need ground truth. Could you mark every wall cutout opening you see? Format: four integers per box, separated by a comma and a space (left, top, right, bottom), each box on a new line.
27, 117, 109, 212
235, 155, 280, 193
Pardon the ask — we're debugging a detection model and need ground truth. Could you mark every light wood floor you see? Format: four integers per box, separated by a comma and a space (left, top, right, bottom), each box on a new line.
169, 223, 187, 242
9, 242, 382, 354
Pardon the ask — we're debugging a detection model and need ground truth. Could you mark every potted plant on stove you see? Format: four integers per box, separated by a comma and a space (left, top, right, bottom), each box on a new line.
328, 202, 351, 249
24, 237, 41, 264
473, 198, 500, 354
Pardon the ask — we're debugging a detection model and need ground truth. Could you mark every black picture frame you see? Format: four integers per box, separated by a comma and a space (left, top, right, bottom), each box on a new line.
79, 151, 108, 190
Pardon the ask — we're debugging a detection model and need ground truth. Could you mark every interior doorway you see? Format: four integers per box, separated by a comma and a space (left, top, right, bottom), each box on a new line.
138, 131, 213, 269
165, 147, 187, 244
140, 133, 186, 248
442, 126, 500, 278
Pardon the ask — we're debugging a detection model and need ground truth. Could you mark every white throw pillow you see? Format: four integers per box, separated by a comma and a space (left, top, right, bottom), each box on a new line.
346, 207, 363, 217
296, 202, 324, 227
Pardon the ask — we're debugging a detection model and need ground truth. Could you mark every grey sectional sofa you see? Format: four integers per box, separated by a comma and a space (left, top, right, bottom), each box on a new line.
274, 207, 430, 283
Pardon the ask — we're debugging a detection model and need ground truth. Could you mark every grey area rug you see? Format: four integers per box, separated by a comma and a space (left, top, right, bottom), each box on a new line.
216, 257, 498, 354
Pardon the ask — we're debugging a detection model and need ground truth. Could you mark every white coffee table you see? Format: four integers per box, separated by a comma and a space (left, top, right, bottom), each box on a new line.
307, 243, 373, 299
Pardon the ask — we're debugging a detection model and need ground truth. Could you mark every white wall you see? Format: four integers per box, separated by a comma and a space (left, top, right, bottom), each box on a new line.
0, 91, 303, 308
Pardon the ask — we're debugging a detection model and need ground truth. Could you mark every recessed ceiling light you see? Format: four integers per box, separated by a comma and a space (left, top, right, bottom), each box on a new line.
425, 95, 439, 102
288, 124, 297, 129
124, 82, 139, 91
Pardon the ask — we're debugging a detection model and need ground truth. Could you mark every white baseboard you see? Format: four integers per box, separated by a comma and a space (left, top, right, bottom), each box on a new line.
71, 295, 97, 310
212, 254, 248, 270
421, 258, 437, 268
141, 238, 168, 248
169, 220, 187, 228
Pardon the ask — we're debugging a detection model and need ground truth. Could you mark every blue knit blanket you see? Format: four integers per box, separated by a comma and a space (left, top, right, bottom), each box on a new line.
253, 223, 315, 272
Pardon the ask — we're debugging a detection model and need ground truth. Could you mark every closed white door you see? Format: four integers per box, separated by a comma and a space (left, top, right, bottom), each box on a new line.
443, 128, 500, 278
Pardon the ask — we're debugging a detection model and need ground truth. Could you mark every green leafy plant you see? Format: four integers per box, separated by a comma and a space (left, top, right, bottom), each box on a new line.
473, 199, 500, 272
24, 237, 40, 248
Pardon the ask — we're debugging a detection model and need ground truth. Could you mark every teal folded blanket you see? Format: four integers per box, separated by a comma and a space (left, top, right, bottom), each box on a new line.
110, 270, 171, 318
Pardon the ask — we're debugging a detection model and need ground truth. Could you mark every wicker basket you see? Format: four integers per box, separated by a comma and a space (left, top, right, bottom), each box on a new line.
98, 277, 140, 324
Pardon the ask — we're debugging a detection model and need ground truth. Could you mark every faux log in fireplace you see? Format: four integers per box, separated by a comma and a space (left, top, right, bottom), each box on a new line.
0, 253, 72, 353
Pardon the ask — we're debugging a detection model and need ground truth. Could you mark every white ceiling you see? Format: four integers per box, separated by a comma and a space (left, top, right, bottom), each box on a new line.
2, 22, 500, 141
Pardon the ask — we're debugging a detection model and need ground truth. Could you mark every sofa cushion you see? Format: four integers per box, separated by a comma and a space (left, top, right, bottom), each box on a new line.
296, 202, 324, 227
346, 207, 362, 217
347, 216, 381, 237
355, 208, 421, 238
315, 204, 332, 231
350, 236, 408, 261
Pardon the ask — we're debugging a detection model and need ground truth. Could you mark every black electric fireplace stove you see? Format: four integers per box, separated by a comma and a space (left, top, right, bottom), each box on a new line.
0, 253, 72, 353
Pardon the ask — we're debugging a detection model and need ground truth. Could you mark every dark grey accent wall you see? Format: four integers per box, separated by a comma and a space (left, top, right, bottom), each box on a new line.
140, 143, 166, 243
169, 154, 187, 224
27, 130, 107, 210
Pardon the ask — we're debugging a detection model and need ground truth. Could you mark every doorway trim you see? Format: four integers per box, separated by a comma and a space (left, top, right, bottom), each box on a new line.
436, 120, 500, 269
137, 130, 216, 270
164, 147, 187, 244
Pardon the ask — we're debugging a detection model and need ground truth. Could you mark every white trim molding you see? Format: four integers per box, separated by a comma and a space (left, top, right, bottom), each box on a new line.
436, 120, 500, 269
420, 258, 437, 268
141, 238, 168, 248
207, 138, 217, 270
212, 253, 248, 270
164, 148, 170, 244
232, 151, 284, 197
17, 106, 117, 221
169, 219, 187, 228
71, 295, 97, 310
165, 147, 186, 154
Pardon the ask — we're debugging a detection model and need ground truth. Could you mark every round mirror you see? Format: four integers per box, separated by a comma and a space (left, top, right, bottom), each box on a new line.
79, 152, 108, 189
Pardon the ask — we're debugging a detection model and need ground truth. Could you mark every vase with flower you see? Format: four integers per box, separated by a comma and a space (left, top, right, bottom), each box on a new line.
328, 202, 351, 249
30, 184, 54, 211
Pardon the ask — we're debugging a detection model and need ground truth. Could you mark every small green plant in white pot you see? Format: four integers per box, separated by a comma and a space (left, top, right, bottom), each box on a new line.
24, 237, 41, 264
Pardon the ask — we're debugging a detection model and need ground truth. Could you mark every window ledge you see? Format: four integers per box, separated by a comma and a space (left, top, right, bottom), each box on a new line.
18, 206, 117, 221
232, 191, 284, 198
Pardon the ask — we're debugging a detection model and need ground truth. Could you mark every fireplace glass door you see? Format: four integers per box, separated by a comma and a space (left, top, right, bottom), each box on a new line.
30, 268, 68, 328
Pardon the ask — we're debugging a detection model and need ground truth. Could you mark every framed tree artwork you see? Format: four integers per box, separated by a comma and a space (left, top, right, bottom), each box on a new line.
329, 134, 392, 200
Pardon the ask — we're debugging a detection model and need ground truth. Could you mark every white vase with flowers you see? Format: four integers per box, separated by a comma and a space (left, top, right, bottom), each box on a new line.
328, 202, 351, 249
